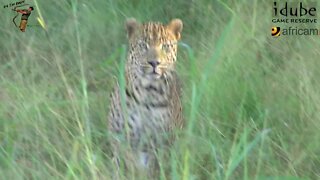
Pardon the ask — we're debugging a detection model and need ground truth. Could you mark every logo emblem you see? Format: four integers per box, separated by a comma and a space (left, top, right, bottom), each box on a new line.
272, 27, 281, 36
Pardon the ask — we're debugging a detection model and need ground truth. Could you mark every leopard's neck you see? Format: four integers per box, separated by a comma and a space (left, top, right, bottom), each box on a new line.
125, 68, 174, 106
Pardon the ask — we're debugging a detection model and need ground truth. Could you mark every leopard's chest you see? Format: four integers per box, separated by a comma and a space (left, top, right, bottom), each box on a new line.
126, 96, 170, 131
125, 78, 171, 132
110, 75, 173, 147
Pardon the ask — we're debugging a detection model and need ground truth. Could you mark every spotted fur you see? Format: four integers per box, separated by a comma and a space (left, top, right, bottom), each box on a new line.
108, 18, 183, 170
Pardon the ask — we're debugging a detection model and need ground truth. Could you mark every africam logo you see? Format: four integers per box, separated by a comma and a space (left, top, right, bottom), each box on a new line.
3, 0, 37, 32
271, 1, 318, 37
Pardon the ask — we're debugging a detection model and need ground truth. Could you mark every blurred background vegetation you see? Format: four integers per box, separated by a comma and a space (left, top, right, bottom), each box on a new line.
0, 0, 320, 179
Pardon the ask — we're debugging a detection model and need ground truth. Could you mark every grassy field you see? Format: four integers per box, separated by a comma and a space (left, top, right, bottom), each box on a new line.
1, 0, 320, 179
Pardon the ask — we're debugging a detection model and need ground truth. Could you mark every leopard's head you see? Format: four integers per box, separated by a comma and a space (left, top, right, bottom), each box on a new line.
125, 18, 183, 79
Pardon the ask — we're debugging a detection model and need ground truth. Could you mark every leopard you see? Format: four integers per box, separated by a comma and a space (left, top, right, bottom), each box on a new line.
108, 18, 184, 174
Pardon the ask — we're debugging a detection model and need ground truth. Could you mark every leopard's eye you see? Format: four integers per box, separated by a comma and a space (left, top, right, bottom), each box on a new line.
161, 43, 171, 52
137, 41, 149, 52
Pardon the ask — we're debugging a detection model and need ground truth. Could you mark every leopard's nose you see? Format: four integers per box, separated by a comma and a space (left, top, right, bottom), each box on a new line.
148, 60, 160, 68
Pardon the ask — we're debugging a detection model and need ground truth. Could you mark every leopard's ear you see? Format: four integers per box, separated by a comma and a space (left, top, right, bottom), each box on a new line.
167, 19, 183, 40
126, 18, 139, 39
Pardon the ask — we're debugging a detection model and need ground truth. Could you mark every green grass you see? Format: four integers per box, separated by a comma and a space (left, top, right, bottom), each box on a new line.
1, 0, 320, 179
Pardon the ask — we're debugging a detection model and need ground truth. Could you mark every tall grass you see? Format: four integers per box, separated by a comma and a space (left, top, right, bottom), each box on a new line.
1, 0, 320, 179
